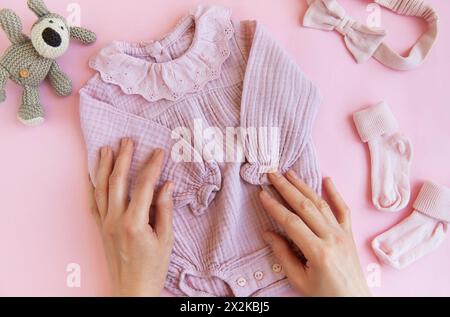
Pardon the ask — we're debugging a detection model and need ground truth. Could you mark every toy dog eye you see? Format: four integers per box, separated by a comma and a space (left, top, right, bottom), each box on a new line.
60, 26, 64, 30
49, 20, 54, 23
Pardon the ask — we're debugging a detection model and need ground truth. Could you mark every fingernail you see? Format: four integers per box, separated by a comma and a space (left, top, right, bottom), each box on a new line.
269, 171, 282, 179
100, 147, 109, 159
260, 190, 272, 200
153, 148, 164, 158
263, 232, 273, 244
166, 182, 174, 196
122, 138, 132, 150
324, 177, 335, 189
287, 170, 298, 179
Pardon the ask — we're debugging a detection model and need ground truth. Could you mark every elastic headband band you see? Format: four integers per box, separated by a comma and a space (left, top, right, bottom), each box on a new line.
303, 0, 438, 71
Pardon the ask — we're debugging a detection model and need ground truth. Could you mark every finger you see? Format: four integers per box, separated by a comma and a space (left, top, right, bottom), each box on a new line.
268, 173, 330, 238
108, 138, 134, 218
129, 149, 165, 224
95, 147, 113, 220
154, 182, 174, 241
323, 178, 352, 232
260, 190, 320, 259
263, 231, 308, 293
88, 175, 101, 229
286, 171, 338, 226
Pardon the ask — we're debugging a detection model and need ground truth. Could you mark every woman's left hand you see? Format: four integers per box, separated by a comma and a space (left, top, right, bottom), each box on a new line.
260, 172, 371, 297
88, 138, 174, 297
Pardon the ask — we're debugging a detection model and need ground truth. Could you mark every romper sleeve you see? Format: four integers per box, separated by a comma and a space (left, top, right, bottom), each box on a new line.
236, 21, 321, 186
79, 75, 222, 216
290, 140, 322, 194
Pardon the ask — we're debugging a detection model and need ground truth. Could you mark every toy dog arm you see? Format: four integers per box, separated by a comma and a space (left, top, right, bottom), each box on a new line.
0, 9, 29, 45
0, 66, 8, 103
70, 26, 97, 44
48, 62, 73, 97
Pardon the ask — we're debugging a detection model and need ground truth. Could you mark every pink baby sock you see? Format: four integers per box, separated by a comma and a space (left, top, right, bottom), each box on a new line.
353, 102, 412, 212
372, 182, 450, 269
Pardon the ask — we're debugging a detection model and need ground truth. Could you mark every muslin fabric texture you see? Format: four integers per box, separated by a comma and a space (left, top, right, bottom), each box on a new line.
80, 6, 321, 296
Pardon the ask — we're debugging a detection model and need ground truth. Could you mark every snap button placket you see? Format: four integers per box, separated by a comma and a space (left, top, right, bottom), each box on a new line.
254, 271, 264, 281
272, 264, 283, 273
237, 277, 247, 287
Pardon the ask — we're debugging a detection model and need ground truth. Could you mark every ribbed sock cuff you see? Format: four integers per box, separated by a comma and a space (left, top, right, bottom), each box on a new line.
414, 181, 450, 223
353, 101, 399, 143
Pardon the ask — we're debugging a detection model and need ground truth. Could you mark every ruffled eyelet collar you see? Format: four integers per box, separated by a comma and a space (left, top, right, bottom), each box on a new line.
89, 6, 234, 102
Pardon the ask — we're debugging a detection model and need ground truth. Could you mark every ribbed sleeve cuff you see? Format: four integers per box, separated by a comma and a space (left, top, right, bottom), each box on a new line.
414, 181, 450, 223
353, 101, 399, 143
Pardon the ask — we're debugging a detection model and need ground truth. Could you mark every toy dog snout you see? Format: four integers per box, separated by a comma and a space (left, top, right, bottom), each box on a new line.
42, 27, 61, 47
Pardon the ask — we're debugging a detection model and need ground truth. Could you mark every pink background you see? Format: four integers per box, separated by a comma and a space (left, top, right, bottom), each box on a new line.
0, 0, 449, 297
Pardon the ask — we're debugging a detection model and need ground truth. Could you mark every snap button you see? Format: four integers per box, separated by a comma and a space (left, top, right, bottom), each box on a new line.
272, 264, 282, 273
254, 271, 264, 281
237, 277, 247, 287
224, 27, 233, 36
171, 92, 180, 100
19, 69, 30, 78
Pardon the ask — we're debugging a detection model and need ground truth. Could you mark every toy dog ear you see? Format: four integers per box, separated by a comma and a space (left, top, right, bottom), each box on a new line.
0, 9, 29, 44
27, 0, 50, 17
69, 26, 97, 44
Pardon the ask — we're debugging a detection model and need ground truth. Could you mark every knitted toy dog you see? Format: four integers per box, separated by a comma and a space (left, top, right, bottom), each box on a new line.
0, 0, 96, 126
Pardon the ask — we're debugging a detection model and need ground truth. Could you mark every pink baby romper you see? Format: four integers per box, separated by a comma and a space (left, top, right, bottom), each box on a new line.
80, 6, 321, 297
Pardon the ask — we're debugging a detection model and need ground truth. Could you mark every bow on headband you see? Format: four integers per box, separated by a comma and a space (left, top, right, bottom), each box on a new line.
303, 0, 438, 71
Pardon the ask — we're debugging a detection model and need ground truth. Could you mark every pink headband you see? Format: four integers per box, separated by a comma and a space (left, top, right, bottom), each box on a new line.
303, 0, 438, 71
